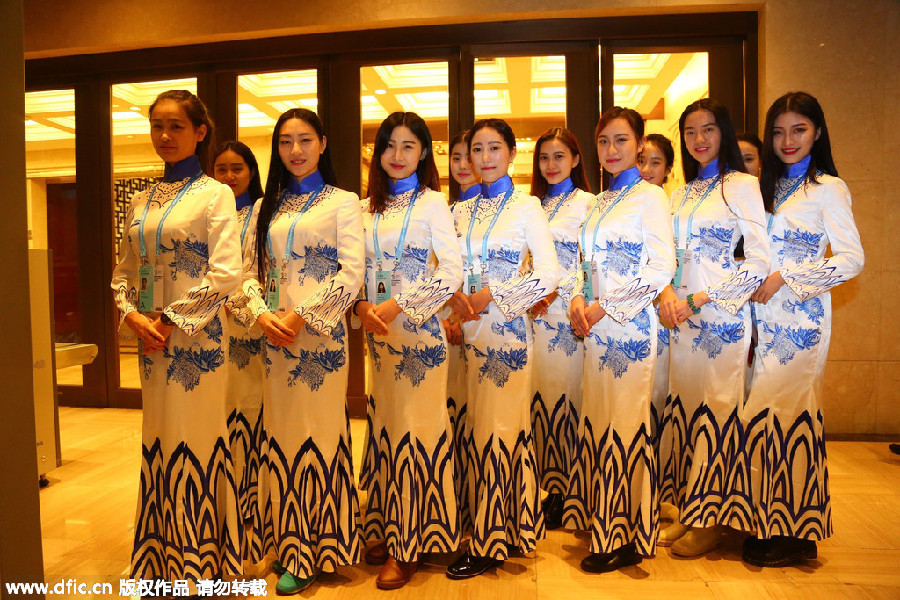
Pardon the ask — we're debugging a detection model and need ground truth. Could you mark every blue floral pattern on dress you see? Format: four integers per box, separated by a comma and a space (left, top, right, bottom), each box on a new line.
688, 319, 744, 359
657, 326, 670, 357
761, 322, 821, 365
403, 316, 442, 340
774, 229, 823, 264
140, 353, 153, 380
161, 235, 209, 280
600, 238, 643, 276
589, 333, 651, 378
782, 297, 825, 325
632, 310, 651, 336
203, 315, 223, 344
693, 225, 734, 269
487, 247, 521, 282
554, 240, 579, 271
295, 241, 339, 283
469, 344, 528, 387
229, 336, 263, 369
163, 345, 224, 391
539, 319, 579, 356
283, 345, 346, 390
491, 317, 527, 342
385, 342, 447, 387
387, 246, 430, 282
367, 334, 384, 372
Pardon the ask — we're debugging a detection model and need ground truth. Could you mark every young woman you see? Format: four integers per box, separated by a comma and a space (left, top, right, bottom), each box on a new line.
563, 108, 674, 572
528, 127, 592, 530
743, 91, 863, 567
238, 108, 364, 594
446, 118, 561, 579
213, 141, 266, 560
354, 112, 463, 589
656, 98, 770, 557
111, 90, 243, 583
737, 132, 764, 178
444, 129, 480, 532
637, 133, 686, 546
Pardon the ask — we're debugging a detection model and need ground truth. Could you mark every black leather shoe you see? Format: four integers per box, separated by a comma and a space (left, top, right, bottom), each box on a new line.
890, 443, 900, 455
446, 553, 502, 579
542, 493, 564, 530
580, 542, 642, 573
742, 535, 817, 567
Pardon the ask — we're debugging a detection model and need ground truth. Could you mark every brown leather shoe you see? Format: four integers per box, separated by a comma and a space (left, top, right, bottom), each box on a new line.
375, 557, 418, 590
365, 540, 388, 565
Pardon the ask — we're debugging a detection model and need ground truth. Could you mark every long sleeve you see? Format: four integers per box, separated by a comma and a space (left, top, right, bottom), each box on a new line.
598, 186, 675, 323
111, 199, 142, 332
491, 197, 562, 321
779, 178, 864, 301
163, 186, 242, 336
296, 191, 365, 335
228, 201, 265, 329
395, 194, 464, 325
703, 173, 771, 315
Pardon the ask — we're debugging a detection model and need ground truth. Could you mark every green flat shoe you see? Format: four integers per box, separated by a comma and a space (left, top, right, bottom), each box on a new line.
273, 559, 286, 575
275, 571, 315, 595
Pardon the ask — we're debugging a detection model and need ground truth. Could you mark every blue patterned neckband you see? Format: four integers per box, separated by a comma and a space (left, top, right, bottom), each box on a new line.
459, 185, 481, 201
288, 169, 325, 194
785, 154, 811, 178
547, 177, 574, 197
388, 172, 419, 196
163, 155, 202, 183
235, 191, 253, 211
481, 174, 514, 198
609, 166, 642, 191
697, 158, 719, 180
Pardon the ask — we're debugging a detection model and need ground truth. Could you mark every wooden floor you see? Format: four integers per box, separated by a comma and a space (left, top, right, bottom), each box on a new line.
37, 407, 900, 599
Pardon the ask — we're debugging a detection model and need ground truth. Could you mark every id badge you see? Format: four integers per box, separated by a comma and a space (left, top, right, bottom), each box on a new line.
581, 260, 599, 302
138, 260, 154, 312
375, 269, 392, 304
266, 267, 282, 312
152, 263, 165, 312
672, 248, 691, 289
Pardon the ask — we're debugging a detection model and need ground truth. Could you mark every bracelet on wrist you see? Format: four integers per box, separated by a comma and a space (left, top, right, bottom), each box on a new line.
352, 299, 365, 316
686, 293, 701, 314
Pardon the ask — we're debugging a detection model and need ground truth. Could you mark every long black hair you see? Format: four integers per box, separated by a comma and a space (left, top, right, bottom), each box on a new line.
760, 91, 838, 213
149, 90, 216, 174
678, 98, 746, 182
366, 111, 440, 214
255, 108, 337, 280
642, 133, 675, 183
530, 127, 591, 198
213, 140, 264, 201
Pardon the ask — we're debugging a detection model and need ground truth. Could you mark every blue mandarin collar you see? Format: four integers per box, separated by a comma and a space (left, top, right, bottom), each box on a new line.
609, 167, 642, 191
786, 155, 811, 178
163, 155, 202, 183
698, 158, 720, 180
460, 185, 481, 201
481, 174, 514, 198
235, 191, 253, 211
288, 170, 324, 194
389, 172, 419, 196
547, 177, 574, 197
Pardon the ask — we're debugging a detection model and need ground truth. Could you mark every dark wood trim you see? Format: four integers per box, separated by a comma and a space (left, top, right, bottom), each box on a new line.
212, 71, 238, 147
566, 45, 601, 193
26, 13, 758, 87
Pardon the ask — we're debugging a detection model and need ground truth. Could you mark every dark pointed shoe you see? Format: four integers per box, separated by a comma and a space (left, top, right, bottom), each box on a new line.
742, 536, 817, 568
445, 553, 502, 580
365, 539, 388, 565
580, 543, 642, 573
542, 493, 564, 530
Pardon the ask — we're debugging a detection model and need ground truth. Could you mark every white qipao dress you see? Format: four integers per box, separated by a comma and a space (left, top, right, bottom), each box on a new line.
452, 174, 562, 559
745, 156, 863, 540
239, 171, 365, 578
531, 178, 591, 496
358, 173, 464, 562
224, 191, 266, 560
560, 168, 675, 556
111, 155, 243, 580
446, 184, 480, 526
659, 160, 770, 531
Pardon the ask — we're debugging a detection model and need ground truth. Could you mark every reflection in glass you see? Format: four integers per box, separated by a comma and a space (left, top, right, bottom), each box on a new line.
604, 52, 709, 194
237, 70, 318, 191
26, 89, 82, 385
474, 55, 566, 191
111, 78, 197, 389
360, 62, 450, 194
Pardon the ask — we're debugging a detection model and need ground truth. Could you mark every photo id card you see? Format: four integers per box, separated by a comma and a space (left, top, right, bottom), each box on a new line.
581, 260, 600, 302
138, 259, 165, 313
